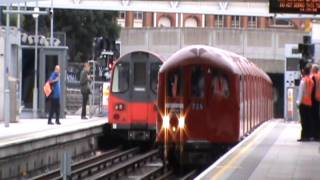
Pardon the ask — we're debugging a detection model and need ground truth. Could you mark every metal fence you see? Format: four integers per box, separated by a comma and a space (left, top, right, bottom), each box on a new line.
66, 81, 106, 117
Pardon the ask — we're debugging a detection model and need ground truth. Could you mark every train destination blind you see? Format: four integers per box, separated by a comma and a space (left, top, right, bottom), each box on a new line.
269, 0, 320, 14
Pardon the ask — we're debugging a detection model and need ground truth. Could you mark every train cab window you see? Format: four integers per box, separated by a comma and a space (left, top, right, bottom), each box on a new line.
133, 62, 146, 91
151, 63, 161, 93
111, 63, 129, 93
211, 71, 230, 98
191, 66, 205, 98
167, 69, 183, 97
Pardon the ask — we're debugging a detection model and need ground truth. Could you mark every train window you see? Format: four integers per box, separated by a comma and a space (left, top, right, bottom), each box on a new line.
191, 66, 205, 98
134, 62, 146, 91
151, 63, 161, 94
167, 69, 183, 97
111, 63, 129, 93
211, 71, 230, 98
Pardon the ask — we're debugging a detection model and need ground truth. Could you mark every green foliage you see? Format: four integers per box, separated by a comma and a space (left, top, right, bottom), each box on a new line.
22, 9, 120, 62
0, 7, 19, 26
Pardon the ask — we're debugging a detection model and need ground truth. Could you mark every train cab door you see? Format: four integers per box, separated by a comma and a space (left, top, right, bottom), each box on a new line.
148, 62, 162, 125
186, 65, 208, 139
130, 59, 148, 125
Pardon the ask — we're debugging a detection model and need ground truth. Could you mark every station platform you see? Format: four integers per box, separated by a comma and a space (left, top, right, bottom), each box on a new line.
0, 116, 106, 158
0, 116, 107, 179
0, 116, 106, 147
196, 119, 320, 180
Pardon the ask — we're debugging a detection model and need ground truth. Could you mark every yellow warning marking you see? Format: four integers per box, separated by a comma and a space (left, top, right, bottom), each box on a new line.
210, 122, 277, 180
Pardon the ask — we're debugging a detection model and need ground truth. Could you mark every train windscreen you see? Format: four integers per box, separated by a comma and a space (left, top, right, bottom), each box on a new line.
111, 62, 129, 93
167, 69, 183, 97
133, 62, 146, 91
151, 63, 162, 94
211, 70, 230, 98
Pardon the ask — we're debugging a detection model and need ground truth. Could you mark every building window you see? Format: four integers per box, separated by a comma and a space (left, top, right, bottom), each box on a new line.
158, 16, 172, 27
270, 18, 293, 27
232, 16, 241, 29
119, 11, 125, 19
133, 11, 143, 28
117, 11, 126, 27
134, 11, 143, 20
184, 17, 198, 27
248, 16, 257, 29
215, 15, 224, 28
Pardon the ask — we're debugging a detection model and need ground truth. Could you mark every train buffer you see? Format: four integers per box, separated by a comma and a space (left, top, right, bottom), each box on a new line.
195, 119, 320, 180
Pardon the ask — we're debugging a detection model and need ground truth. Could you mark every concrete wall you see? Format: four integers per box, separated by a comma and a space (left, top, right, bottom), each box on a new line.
0, 33, 4, 123
0, 124, 103, 179
0, 27, 20, 123
120, 28, 307, 73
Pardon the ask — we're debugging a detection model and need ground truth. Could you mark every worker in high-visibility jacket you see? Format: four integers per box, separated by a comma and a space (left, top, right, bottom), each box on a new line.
311, 64, 320, 140
296, 63, 314, 141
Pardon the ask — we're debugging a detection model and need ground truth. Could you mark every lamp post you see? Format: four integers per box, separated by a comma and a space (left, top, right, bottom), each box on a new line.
32, 3, 39, 116
4, 4, 11, 127
50, 0, 54, 46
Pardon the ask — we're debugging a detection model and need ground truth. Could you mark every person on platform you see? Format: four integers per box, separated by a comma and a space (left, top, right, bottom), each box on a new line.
48, 65, 61, 125
296, 63, 314, 141
80, 63, 91, 119
311, 64, 320, 140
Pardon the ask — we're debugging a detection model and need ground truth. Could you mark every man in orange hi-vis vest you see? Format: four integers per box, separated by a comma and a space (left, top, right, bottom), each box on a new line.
296, 63, 314, 141
311, 64, 320, 140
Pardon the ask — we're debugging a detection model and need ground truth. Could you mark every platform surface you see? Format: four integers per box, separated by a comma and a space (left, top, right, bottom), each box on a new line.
196, 119, 320, 180
0, 116, 106, 148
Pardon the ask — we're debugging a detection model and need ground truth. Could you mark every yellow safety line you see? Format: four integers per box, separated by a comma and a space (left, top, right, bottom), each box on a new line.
210, 122, 277, 180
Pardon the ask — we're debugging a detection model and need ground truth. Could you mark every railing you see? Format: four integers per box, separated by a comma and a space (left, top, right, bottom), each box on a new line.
120, 28, 306, 61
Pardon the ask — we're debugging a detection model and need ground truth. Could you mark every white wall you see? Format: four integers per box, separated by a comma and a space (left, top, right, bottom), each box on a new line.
0, 34, 4, 122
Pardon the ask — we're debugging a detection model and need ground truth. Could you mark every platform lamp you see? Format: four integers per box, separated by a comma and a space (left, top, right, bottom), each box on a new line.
32, 3, 39, 117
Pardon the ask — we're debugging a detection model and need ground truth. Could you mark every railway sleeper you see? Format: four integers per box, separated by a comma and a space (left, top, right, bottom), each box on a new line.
32, 148, 121, 180
90, 149, 159, 180
68, 147, 140, 180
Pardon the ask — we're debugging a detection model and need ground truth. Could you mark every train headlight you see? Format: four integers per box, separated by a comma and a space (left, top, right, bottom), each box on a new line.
178, 116, 185, 129
162, 115, 170, 129
115, 103, 125, 111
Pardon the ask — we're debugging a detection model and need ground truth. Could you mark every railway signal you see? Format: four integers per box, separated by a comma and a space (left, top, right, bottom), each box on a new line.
298, 35, 315, 70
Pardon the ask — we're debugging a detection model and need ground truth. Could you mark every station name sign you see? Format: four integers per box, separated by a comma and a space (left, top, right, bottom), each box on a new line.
269, 0, 320, 14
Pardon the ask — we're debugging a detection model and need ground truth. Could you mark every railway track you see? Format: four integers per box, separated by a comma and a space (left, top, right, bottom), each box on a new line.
32, 146, 196, 180
32, 147, 138, 180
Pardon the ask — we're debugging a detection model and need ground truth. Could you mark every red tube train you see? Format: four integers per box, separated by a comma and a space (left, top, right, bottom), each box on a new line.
156, 45, 273, 162
108, 50, 164, 141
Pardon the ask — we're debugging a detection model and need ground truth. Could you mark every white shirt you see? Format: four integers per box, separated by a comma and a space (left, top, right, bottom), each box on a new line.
296, 78, 306, 106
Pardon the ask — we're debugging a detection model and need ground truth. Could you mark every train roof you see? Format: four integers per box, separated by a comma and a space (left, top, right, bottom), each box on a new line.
115, 50, 165, 64
160, 45, 271, 83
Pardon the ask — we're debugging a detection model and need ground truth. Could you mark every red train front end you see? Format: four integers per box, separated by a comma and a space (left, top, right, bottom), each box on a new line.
108, 51, 163, 141
156, 45, 273, 164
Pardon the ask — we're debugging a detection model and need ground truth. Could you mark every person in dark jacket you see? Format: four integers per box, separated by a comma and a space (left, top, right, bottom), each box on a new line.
48, 65, 61, 125
80, 63, 91, 119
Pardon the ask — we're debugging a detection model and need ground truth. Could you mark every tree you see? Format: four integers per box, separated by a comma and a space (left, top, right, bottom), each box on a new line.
22, 9, 120, 62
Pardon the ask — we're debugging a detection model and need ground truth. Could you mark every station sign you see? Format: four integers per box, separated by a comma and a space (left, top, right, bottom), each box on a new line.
269, 0, 320, 14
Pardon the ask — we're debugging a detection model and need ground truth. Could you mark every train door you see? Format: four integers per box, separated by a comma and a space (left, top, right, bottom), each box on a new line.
131, 60, 148, 124
239, 75, 244, 137
186, 65, 207, 139
245, 76, 249, 134
148, 62, 162, 125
